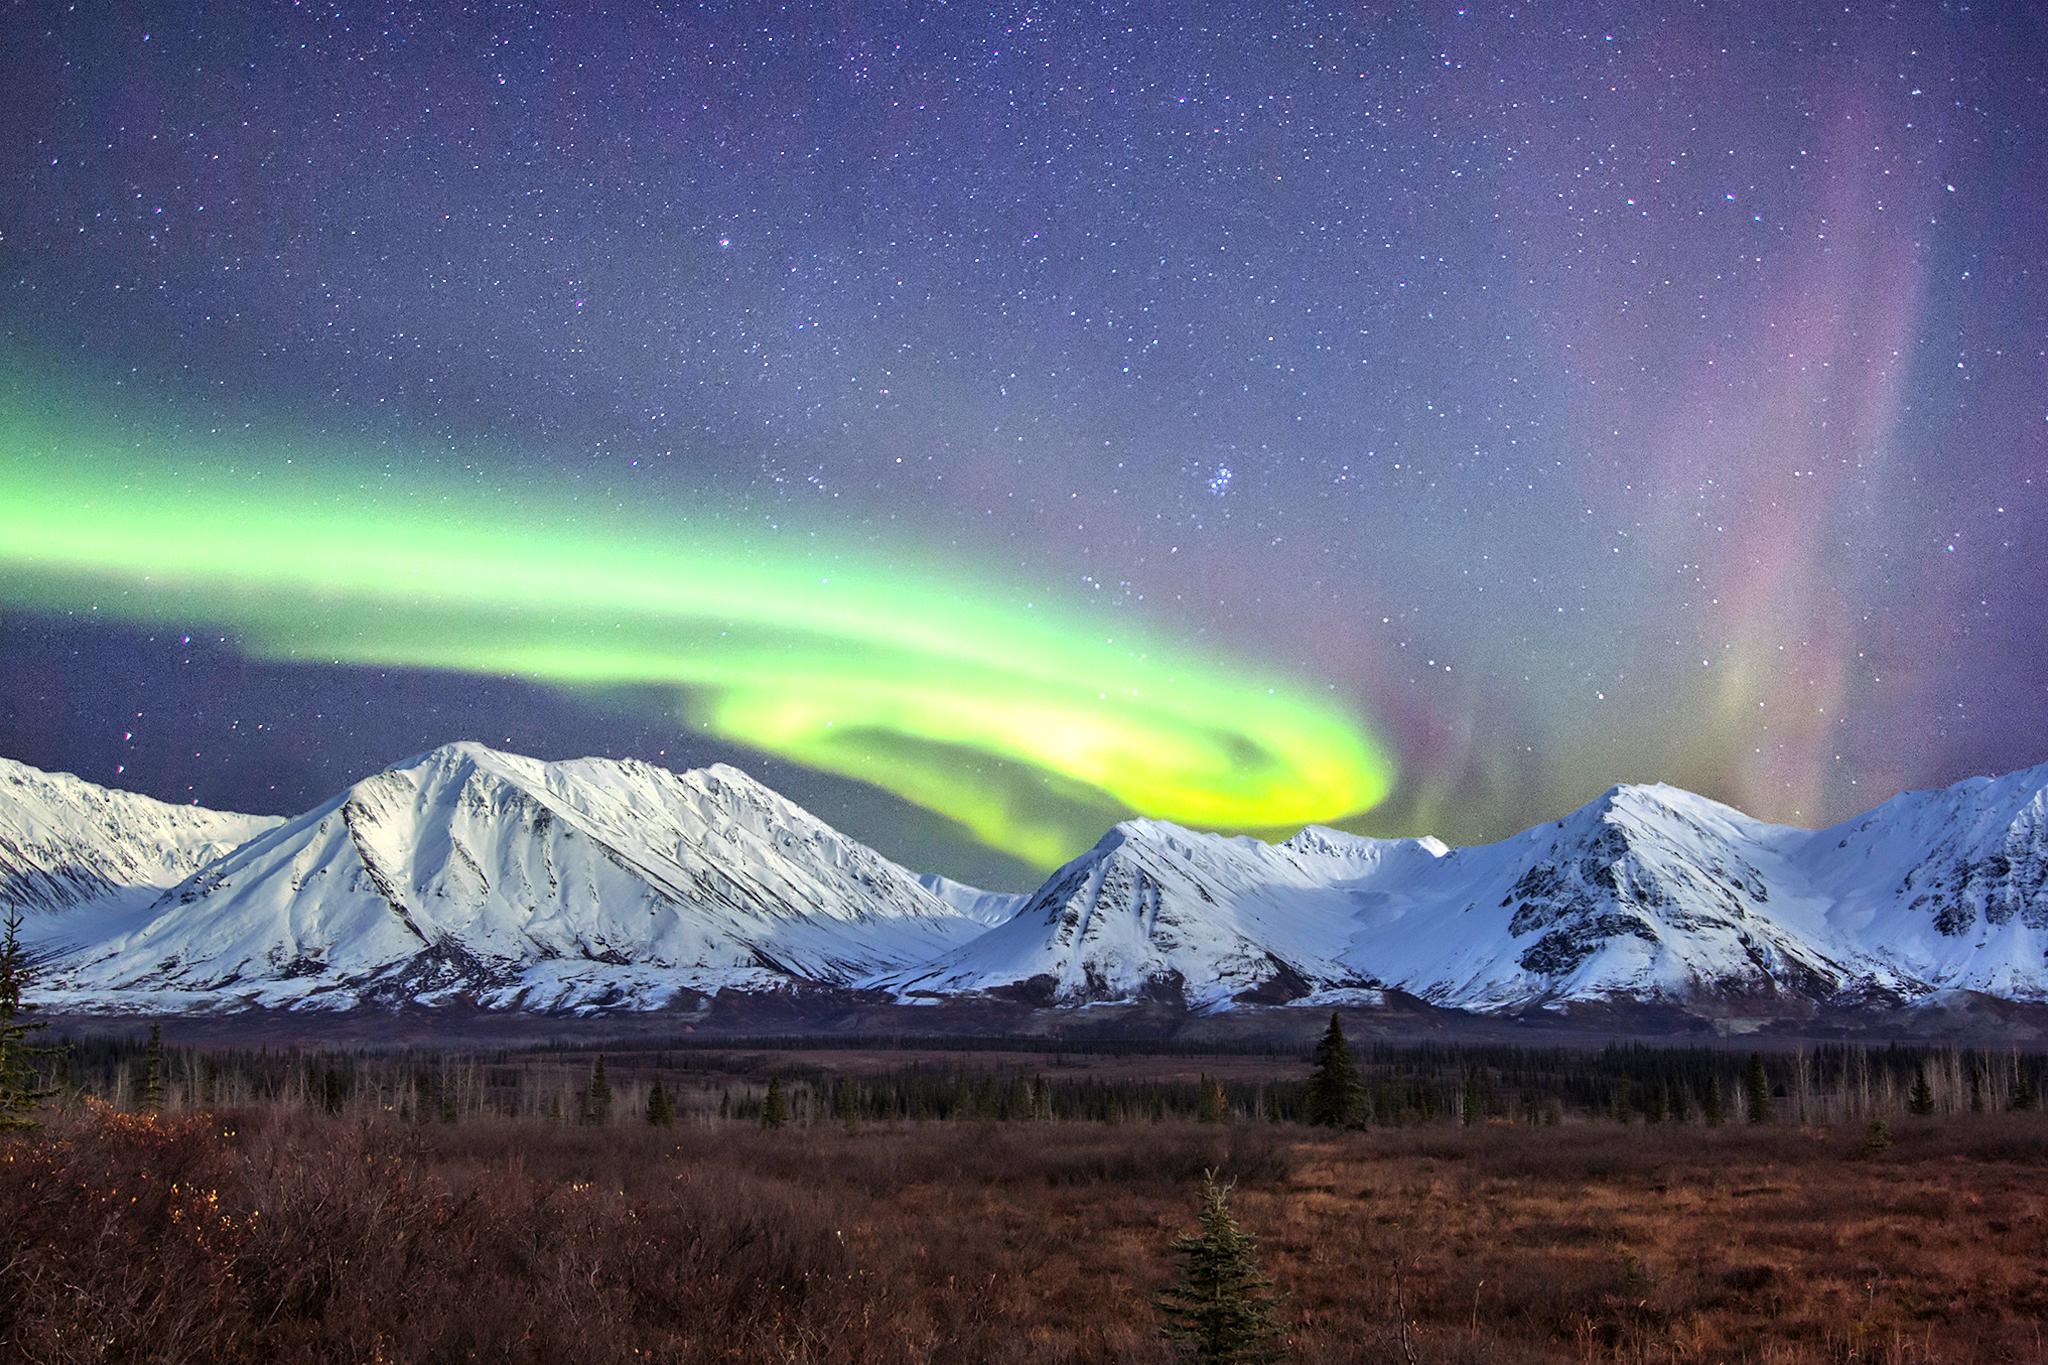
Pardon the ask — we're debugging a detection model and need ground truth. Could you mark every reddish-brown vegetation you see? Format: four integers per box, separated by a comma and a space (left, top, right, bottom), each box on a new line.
4, 1094, 2044, 1363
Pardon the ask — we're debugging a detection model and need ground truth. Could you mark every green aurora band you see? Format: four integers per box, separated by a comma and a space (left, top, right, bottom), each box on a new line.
0, 399, 1396, 867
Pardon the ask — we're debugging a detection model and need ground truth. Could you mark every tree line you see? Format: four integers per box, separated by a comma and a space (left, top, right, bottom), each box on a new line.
13, 1007, 2048, 1133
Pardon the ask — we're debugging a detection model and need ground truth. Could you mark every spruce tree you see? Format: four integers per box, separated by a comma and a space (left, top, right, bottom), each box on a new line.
1745, 1053, 1771, 1124
0, 909, 59, 1132
1462, 1068, 1485, 1127
1643, 1082, 1666, 1125
1908, 1065, 1935, 1117
2010, 1070, 2037, 1113
1157, 1171, 1284, 1364
1609, 1078, 1633, 1125
1302, 1013, 1364, 1128
1703, 1072, 1725, 1126
1862, 1117, 1892, 1157
761, 1074, 791, 1129
1196, 1074, 1229, 1124
1969, 1065, 1986, 1114
582, 1056, 613, 1125
320, 1067, 345, 1115
645, 1079, 676, 1128
139, 1022, 166, 1113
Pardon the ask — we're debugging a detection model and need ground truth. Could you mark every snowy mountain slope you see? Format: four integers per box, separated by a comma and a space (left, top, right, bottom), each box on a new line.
914, 873, 1029, 927
884, 819, 1445, 1008
883, 772, 2048, 1015
14, 743, 2048, 1017
0, 757, 279, 925
1341, 785, 1871, 1011
1797, 761, 2048, 999
42, 743, 995, 1011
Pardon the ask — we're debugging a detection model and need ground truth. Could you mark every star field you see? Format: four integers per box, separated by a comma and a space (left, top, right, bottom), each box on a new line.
2, 1, 2044, 886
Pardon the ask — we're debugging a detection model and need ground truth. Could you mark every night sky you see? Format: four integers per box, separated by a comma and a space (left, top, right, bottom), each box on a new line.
2, 2, 2044, 889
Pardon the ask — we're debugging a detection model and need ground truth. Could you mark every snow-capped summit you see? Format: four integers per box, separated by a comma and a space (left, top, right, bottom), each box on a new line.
14, 742, 2048, 1019
1798, 760, 2048, 999
44, 742, 994, 1012
885, 817, 1383, 1009
1342, 782, 1855, 1012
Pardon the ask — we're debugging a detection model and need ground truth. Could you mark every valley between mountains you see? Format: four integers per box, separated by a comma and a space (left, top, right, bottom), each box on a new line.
6, 741, 2048, 1025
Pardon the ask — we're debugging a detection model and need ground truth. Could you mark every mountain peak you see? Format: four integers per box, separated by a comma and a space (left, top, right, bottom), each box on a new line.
21, 744, 2048, 1017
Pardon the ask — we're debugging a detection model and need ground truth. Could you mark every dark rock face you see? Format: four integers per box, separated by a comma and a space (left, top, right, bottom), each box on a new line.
1232, 955, 1323, 1005
1502, 796, 1774, 985
1517, 913, 1659, 976
1910, 812, 2048, 933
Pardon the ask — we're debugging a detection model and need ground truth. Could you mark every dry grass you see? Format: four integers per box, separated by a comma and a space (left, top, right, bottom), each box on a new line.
3, 1102, 2045, 1363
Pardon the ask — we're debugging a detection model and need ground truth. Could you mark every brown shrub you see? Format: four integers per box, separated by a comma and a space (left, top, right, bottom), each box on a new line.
4, 1102, 2046, 1363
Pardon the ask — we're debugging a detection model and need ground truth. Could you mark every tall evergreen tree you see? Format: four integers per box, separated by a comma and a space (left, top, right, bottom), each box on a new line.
1907, 1065, 1936, 1116
1609, 1078, 1633, 1125
1745, 1053, 1771, 1124
761, 1074, 791, 1129
581, 1056, 613, 1125
1703, 1072, 1725, 1126
645, 1079, 676, 1128
1302, 1013, 1364, 1128
139, 1022, 166, 1113
1969, 1064, 1986, 1114
2010, 1069, 2037, 1113
1196, 1074, 1229, 1124
320, 1067, 346, 1115
1156, 1172, 1284, 1364
1461, 1068, 1486, 1127
0, 909, 59, 1132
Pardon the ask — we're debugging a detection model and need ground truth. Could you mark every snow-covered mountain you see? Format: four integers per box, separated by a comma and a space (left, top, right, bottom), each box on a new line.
12, 744, 2048, 1018
1798, 762, 2048, 999
887, 820, 1443, 1009
36, 743, 997, 1012
0, 757, 279, 920
914, 872, 1029, 928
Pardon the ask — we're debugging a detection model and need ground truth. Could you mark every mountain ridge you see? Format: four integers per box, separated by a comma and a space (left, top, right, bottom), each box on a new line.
10, 743, 2048, 1019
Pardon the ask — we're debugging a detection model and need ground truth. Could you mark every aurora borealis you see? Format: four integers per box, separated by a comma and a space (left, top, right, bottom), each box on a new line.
2, 3, 2045, 885
0, 387, 1392, 866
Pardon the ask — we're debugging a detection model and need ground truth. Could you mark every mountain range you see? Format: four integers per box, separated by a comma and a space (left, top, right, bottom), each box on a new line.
6, 741, 2047, 1022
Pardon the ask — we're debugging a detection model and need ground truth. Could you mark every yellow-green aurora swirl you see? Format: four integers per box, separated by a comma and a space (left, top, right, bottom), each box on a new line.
0, 396, 1395, 866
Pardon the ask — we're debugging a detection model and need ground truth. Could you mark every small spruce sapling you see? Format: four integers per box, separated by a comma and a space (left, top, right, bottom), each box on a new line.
1157, 1171, 1284, 1364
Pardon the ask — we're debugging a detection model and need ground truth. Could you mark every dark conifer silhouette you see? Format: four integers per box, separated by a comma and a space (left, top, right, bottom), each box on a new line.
646, 1079, 676, 1127
761, 1074, 791, 1129
1908, 1065, 1935, 1116
0, 909, 59, 1132
1196, 1074, 1229, 1124
1745, 1053, 1771, 1124
581, 1056, 613, 1125
139, 1023, 165, 1113
1302, 1013, 1363, 1128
